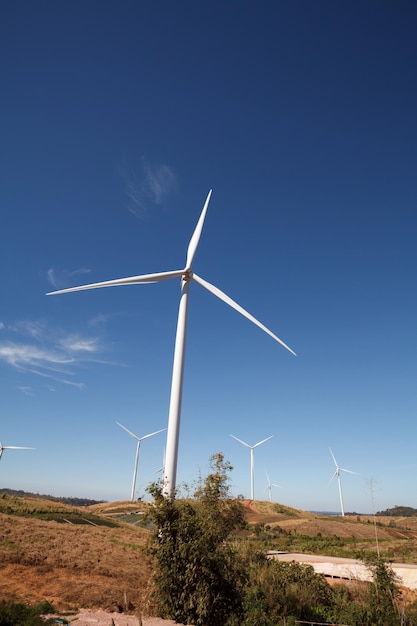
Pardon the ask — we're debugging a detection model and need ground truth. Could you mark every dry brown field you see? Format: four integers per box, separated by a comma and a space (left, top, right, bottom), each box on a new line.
2, 494, 417, 618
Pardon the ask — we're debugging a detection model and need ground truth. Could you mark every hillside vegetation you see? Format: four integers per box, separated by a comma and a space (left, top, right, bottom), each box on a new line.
0, 487, 104, 508
2, 489, 417, 619
377, 505, 417, 517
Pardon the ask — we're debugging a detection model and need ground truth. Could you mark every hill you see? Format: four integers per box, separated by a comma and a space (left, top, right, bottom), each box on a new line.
377, 505, 417, 517
2, 494, 417, 615
0, 487, 105, 508
0, 494, 153, 614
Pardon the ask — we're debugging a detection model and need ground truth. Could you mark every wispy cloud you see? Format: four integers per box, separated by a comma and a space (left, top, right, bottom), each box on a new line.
121, 157, 178, 218
10, 320, 47, 341
17, 386, 34, 396
0, 319, 112, 391
47, 267, 91, 289
0, 322, 4, 330
0, 343, 73, 369
58, 335, 100, 353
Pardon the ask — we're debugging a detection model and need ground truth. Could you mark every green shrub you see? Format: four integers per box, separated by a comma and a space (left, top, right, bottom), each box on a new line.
0, 601, 59, 626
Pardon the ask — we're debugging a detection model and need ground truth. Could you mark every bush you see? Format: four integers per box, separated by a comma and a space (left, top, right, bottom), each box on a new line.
146, 453, 411, 626
0, 601, 58, 626
146, 453, 246, 625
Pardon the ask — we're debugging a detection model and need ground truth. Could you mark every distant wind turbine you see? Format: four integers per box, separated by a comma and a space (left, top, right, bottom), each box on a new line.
116, 422, 166, 501
0, 440, 35, 461
230, 434, 273, 500
47, 190, 296, 499
153, 447, 166, 479
265, 469, 281, 502
329, 447, 357, 516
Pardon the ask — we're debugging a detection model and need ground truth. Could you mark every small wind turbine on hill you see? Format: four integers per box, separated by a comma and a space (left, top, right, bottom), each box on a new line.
0, 440, 35, 461
230, 434, 273, 500
265, 469, 281, 502
116, 421, 165, 501
47, 190, 296, 499
329, 447, 357, 516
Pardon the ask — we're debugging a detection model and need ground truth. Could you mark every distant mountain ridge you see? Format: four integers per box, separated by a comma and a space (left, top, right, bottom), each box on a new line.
0, 487, 105, 507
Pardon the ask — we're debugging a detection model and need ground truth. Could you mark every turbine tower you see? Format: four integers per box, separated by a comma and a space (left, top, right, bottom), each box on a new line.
116, 422, 165, 501
329, 447, 357, 516
0, 440, 35, 460
47, 190, 296, 499
230, 434, 273, 500
265, 469, 281, 502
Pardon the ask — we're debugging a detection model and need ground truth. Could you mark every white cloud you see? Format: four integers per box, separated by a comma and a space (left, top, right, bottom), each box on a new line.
10, 320, 46, 341
0, 343, 72, 368
47, 267, 91, 289
121, 157, 178, 218
59, 335, 100, 353
17, 386, 34, 396
144, 162, 177, 204
0, 319, 110, 389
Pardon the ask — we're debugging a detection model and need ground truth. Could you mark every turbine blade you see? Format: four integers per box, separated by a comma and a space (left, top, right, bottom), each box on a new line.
340, 468, 358, 475
3, 446, 35, 450
253, 435, 273, 448
186, 190, 212, 270
140, 428, 166, 441
116, 421, 140, 441
47, 269, 184, 296
193, 274, 296, 356
329, 447, 338, 467
229, 434, 251, 448
329, 470, 338, 483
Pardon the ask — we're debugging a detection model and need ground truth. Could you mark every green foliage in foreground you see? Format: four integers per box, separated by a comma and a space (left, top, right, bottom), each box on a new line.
146, 453, 417, 626
0, 601, 64, 626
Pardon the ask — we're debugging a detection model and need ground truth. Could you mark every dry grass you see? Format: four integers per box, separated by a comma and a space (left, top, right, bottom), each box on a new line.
2, 494, 417, 615
0, 509, 155, 614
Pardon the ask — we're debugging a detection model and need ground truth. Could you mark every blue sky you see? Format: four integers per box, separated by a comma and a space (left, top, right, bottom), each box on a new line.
1, 1, 416, 513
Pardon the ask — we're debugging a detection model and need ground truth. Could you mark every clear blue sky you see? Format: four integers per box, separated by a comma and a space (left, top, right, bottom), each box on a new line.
1, 1, 416, 513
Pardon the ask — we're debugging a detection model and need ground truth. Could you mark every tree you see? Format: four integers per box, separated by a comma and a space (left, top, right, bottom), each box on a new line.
146, 453, 246, 626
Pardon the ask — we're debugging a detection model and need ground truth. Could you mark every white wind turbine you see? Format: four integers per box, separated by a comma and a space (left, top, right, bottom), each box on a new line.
0, 440, 35, 460
153, 447, 166, 479
230, 434, 273, 500
265, 469, 281, 502
47, 190, 296, 499
329, 447, 357, 516
116, 421, 166, 501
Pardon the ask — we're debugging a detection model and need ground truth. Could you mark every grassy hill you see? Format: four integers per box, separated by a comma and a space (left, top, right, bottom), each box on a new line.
2, 493, 417, 613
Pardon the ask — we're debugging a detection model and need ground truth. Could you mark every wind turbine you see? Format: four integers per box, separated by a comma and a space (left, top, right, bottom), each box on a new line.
265, 469, 281, 502
153, 447, 166, 479
329, 447, 357, 516
116, 421, 166, 501
0, 440, 35, 460
230, 434, 273, 500
47, 190, 296, 499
